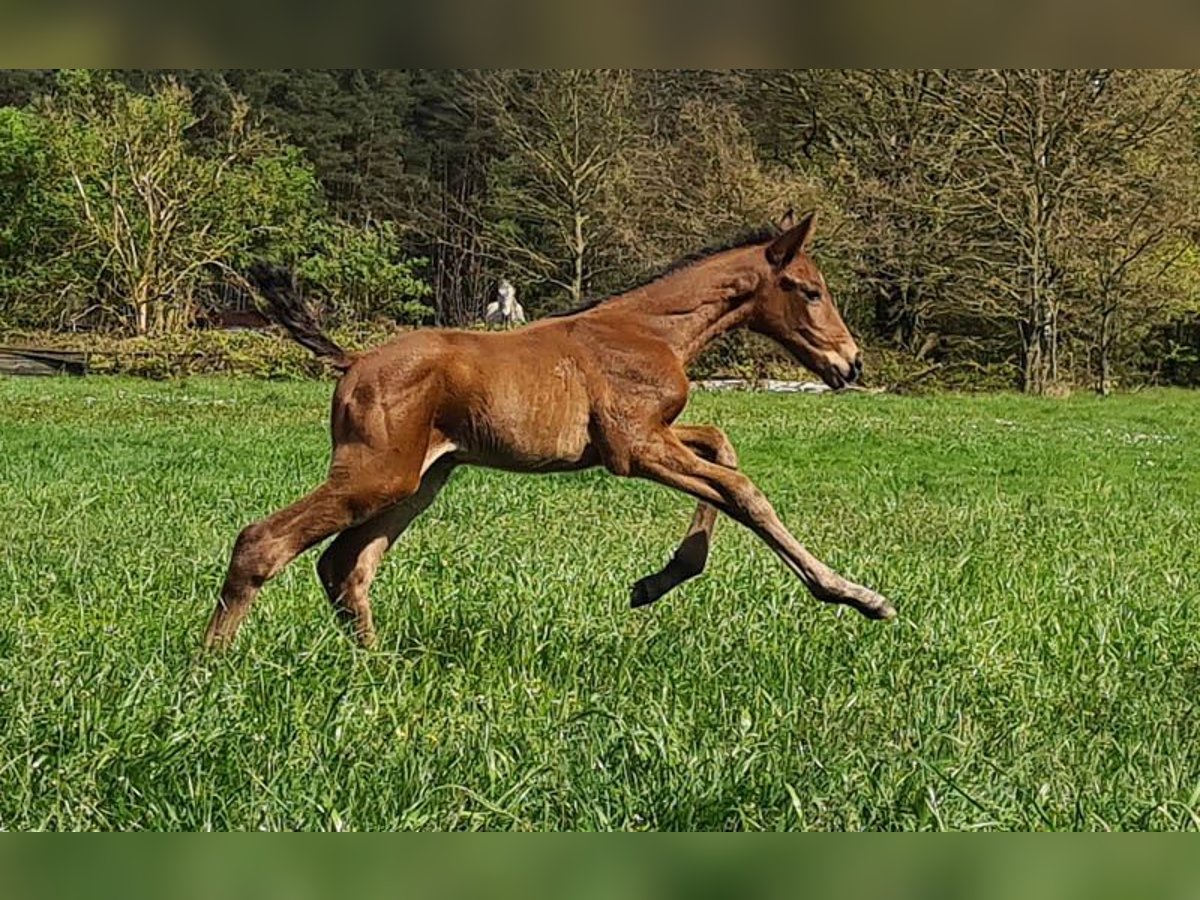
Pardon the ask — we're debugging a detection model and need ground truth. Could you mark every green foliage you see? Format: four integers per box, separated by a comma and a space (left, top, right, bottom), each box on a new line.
222, 70, 419, 220
2, 379, 1199, 829
0, 71, 430, 335
0, 72, 324, 333
0, 107, 77, 323
4, 69, 1200, 390
4, 325, 402, 379
0, 106, 47, 227
296, 220, 432, 325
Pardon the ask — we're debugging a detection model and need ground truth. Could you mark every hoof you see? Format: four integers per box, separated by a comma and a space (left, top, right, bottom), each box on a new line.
825, 583, 896, 621
868, 601, 897, 620
856, 592, 897, 620
630, 578, 660, 609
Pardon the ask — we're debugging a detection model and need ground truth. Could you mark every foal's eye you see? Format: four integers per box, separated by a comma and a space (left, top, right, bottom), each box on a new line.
802, 286, 823, 303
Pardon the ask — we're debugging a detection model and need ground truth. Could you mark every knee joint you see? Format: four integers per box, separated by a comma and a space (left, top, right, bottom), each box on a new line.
727, 476, 771, 520
740, 493, 772, 521
694, 428, 737, 468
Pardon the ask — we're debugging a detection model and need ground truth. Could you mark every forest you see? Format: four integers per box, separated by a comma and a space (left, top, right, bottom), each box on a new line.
2, 69, 1200, 393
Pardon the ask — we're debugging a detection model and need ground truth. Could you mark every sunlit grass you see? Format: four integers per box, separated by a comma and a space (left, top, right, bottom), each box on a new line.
1, 377, 1198, 830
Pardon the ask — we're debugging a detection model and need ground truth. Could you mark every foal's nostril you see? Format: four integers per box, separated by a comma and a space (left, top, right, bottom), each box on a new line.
848, 353, 864, 384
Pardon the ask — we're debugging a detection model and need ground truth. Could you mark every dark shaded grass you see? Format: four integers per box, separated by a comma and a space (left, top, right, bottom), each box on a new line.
1, 377, 1198, 830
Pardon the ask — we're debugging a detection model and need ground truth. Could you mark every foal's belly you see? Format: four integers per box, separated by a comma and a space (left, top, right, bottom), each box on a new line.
442, 352, 598, 473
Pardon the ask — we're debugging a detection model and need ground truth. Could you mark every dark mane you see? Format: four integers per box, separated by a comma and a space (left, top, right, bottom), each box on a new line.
544, 226, 779, 319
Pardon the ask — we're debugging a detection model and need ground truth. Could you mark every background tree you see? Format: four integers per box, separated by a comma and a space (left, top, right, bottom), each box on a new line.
803, 70, 970, 355
463, 69, 640, 312
919, 70, 1124, 393
39, 71, 324, 335
0, 71, 431, 334
602, 95, 818, 279
1061, 70, 1200, 393
3, 69, 1200, 391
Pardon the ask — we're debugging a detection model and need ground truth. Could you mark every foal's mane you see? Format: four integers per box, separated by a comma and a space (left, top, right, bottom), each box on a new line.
545, 226, 779, 319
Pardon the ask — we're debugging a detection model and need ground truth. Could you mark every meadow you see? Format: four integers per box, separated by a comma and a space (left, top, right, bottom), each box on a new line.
1, 376, 1198, 830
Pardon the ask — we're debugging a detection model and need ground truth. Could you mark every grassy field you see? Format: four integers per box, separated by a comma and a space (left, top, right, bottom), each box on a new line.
1, 376, 1198, 830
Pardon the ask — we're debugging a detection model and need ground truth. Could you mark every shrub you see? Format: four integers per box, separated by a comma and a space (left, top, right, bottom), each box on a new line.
2, 326, 402, 380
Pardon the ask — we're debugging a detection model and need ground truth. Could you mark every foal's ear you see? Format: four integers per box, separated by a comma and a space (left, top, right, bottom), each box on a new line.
766, 210, 816, 269
778, 207, 796, 231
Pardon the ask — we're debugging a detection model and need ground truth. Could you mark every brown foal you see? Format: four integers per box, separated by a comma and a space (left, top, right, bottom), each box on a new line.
204, 211, 894, 649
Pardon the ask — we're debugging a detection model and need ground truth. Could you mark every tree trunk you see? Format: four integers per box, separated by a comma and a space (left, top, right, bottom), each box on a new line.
872, 280, 920, 349
1049, 304, 1059, 385
1097, 308, 1112, 396
1020, 320, 1043, 394
133, 288, 149, 336
571, 206, 585, 306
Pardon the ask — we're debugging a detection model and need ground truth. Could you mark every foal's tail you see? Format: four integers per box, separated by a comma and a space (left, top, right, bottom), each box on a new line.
246, 263, 353, 372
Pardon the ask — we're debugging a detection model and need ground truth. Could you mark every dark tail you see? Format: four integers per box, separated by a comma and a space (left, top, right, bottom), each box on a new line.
246, 263, 353, 371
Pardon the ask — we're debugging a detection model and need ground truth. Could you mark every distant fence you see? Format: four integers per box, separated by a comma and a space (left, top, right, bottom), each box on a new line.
0, 347, 88, 376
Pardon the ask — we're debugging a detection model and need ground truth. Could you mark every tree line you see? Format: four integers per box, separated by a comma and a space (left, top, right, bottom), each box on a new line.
2, 69, 1199, 393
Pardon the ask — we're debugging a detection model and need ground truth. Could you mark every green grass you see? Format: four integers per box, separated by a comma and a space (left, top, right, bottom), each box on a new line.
1, 376, 1199, 830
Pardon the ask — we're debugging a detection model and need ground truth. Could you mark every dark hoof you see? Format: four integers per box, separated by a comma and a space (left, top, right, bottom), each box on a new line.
630, 578, 660, 609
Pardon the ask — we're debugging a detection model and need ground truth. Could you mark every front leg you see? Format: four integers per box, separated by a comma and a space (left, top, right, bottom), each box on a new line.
630, 424, 736, 608
630, 429, 895, 620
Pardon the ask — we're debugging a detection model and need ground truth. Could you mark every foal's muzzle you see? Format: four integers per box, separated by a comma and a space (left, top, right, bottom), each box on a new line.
847, 353, 864, 385
822, 352, 862, 390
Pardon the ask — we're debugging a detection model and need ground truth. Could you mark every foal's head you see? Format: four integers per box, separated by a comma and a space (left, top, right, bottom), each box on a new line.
748, 212, 862, 389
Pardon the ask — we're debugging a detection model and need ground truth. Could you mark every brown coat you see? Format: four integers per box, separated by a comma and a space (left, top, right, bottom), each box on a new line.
205, 212, 893, 649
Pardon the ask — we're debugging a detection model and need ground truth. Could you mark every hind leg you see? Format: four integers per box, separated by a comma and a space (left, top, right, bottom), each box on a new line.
316, 457, 455, 647
203, 449, 422, 650
630, 425, 737, 608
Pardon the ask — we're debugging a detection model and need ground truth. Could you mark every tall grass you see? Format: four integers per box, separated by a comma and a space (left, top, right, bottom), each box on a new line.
1, 377, 1198, 830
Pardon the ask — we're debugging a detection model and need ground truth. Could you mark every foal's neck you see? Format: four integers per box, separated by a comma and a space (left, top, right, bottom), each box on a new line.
599, 246, 762, 365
